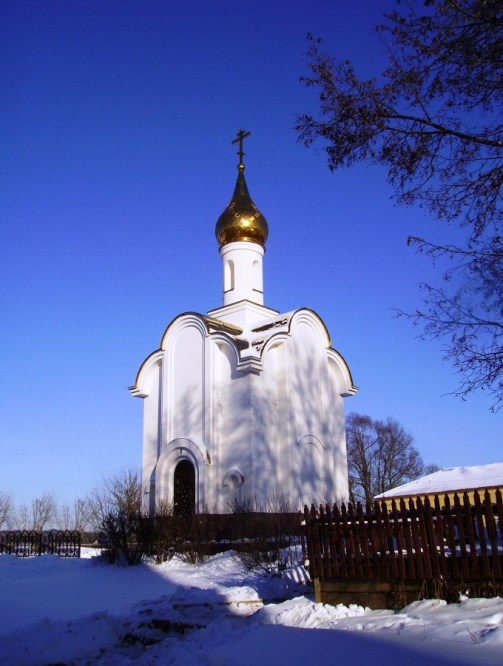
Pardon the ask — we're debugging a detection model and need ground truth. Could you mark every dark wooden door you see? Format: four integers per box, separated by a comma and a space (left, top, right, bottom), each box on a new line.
174, 460, 195, 516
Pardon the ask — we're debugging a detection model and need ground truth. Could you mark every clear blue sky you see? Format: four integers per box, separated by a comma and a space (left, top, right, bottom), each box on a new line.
1, 1, 500, 507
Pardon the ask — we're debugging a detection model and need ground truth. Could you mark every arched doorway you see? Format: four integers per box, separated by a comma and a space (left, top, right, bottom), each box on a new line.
173, 459, 195, 516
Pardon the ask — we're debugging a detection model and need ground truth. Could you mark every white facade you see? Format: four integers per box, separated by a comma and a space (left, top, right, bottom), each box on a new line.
130, 154, 357, 514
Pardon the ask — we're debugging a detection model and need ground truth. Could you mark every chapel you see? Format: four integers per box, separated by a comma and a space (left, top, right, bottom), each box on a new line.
129, 131, 357, 515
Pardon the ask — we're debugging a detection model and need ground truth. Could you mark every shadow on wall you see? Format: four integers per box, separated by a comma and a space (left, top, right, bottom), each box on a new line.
145, 319, 350, 514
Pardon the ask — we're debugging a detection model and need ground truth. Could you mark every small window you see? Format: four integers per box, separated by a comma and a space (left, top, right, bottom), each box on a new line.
224, 259, 235, 292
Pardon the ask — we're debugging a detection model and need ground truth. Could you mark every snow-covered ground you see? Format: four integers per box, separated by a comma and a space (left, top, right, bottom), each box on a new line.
1, 549, 502, 665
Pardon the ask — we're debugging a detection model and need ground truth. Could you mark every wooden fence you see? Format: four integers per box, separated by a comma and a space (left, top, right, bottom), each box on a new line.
301, 490, 503, 584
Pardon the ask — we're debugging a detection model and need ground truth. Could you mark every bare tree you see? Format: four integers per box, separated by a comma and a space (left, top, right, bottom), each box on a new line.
56, 498, 92, 532
8, 494, 55, 530
72, 498, 92, 532
11, 503, 30, 530
31, 493, 56, 531
88, 469, 141, 531
346, 413, 425, 505
87, 488, 114, 533
0, 492, 12, 529
57, 503, 72, 530
374, 418, 424, 496
296, 1, 503, 408
346, 414, 379, 505
88, 469, 144, 565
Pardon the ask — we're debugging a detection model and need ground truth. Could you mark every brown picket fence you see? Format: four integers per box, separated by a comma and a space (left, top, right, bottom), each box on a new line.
301, 490, 503, 583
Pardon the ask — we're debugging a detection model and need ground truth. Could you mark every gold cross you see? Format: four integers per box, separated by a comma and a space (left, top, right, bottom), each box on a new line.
232, 129, 251, 165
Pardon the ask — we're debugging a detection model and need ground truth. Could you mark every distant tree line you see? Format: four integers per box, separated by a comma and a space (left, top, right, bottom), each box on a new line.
0, 468, 141, 534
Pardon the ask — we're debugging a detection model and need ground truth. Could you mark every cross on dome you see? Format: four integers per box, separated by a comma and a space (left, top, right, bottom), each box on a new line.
231, 129, 251, 169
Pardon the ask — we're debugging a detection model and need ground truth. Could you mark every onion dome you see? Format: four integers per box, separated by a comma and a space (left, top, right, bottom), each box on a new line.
215, 134, 269, 248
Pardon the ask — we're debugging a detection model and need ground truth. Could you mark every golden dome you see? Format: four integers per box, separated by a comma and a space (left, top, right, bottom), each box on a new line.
215, 164, 269, 248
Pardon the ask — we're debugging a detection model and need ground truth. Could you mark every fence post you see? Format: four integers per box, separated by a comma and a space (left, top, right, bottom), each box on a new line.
463, 492, 479, 578
483, 490, 500, 578
321, 504, 334, 580
399, 498, 415, 578
356, 502, 371, 578
391, 499, 406, 579
416, 497, 432, 579
473, 491, 490, 578
442, 494, 459, 579
433, 494, 448, 579
366, 502, 379, 578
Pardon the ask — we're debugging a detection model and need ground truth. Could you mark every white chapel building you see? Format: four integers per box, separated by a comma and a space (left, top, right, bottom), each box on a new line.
129, 132, 357, 515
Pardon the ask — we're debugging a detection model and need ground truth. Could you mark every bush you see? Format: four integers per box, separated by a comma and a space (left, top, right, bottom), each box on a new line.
98, 510, 151, 565
96, 498, 303, 571
148, 511, 218, 565
230, 496, 302, 574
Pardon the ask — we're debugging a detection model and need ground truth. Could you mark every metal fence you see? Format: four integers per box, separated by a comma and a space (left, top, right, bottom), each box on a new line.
0, 530, 81, 558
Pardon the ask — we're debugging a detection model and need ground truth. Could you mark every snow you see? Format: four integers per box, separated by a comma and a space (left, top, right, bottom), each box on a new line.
1, 549, 502, 665
375, 462, 503, 499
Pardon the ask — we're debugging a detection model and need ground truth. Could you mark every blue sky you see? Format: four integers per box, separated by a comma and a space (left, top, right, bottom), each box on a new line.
1, 1, 500, 507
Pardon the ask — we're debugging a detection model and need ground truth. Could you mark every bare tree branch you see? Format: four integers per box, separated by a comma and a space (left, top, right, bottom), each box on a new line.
297, 1, 503, 408
88, 469, 141, 532
0, 492, 12, 529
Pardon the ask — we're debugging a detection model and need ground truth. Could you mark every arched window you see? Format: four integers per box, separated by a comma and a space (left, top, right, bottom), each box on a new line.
224, 259, 235, 292
252, 259, 262, 292
223, 469, 244, 507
